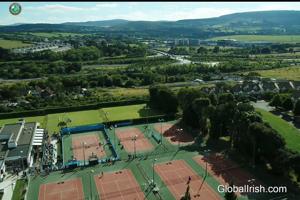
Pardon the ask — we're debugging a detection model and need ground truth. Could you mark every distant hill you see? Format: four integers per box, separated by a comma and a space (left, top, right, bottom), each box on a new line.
2, 10, 300, 38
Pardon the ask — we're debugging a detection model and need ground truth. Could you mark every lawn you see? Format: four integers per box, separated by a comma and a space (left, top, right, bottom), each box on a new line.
46, 110, 101, 133
256, 108, 300, 152
209, 35, 300, 43
100, 104, 161, 121
12, 179, 27, 200
251, 66, 300, 81
46, 104, 159, 134
0, 39, 32, 49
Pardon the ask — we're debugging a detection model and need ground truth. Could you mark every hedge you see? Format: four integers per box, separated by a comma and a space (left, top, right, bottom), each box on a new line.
0, 99, 148, 119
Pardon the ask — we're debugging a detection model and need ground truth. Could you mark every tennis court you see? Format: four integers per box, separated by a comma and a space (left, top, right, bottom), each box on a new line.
193, 154, 262, 196
38, 178, 84, 200
62, 131, 108, 163
154, 160, 221, 200
94, 169, 145, 200
116, 127, 153, 153
154, 123, 194, 145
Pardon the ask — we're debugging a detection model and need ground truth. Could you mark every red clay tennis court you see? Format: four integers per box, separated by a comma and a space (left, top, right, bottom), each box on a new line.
154, 123, 194, 145
155, 160, 221, 200
193, 154, 262, 196
94, 169, 145, 200
38, 178, 84, 200
116, 127, 153, 153
72, 132, 106, 161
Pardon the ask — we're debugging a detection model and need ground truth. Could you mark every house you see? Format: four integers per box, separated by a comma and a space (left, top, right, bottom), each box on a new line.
291, 81, 300, 90
276, 80, 294, 92
260, 80, 279, 93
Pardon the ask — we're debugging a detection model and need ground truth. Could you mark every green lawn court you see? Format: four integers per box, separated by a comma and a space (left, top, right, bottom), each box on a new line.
100, 104, 161, 122
256, 108, 300, 152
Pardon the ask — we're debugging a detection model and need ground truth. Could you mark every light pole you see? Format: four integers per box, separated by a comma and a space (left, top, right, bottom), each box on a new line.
203, 149, 211, 178
158, 119, 164, 144
177, 128, 183, 148
90, 169, 94, 200
132, 135, 138, 158
195, 149, 211, 198
152, 158, 157, 187
82, 142, 86, 166
114, 124, 117, 153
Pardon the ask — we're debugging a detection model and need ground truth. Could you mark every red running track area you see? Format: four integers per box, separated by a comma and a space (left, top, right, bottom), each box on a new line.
154, 123, 194, 145
72, 132, 106, 161
38, 178, 84, 200
94, 169, 145, 200
116, 127, 153, 153
193, 154, 262, 196
155, 160, 221, 200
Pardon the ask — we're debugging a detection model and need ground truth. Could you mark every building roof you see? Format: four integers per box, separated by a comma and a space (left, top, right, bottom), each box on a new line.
18, 122, 36, 146
7, 144, 30, 159
0, 123, 22, 137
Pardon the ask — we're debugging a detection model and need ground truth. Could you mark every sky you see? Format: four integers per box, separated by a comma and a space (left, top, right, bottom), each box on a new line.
1, 1, 300, 25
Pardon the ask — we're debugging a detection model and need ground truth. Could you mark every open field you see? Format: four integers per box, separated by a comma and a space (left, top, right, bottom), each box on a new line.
256, 108, 300, 152
100, 104, 160, 122
0, 104, 160, 135
0, 39, 32, 49
46, 110, 101, 133
209, 35, 300, 43
251, 66, 300, 81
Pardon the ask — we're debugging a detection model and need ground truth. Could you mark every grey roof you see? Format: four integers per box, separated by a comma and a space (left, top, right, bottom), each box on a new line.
0, 123, 22, 137
18, 122, 36, 146
7, 144, 30, 159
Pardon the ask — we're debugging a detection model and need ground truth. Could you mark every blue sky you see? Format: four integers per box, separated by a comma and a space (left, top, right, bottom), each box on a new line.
1, 2, 300, 25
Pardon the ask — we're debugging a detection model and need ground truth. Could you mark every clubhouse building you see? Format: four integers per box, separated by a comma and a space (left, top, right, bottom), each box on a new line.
0, 119, 44, 181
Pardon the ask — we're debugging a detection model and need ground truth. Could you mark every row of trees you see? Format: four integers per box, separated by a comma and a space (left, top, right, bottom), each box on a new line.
149, 86, 300, 180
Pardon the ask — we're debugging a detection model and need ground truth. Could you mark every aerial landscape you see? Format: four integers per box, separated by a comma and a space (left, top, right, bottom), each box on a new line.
1, 1, 300, 200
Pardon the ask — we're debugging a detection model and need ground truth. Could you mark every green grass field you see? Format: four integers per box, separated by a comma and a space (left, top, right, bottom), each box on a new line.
210, 35, 300, 43
256, 108, 300, 152
100, 104, 160, 122
12, 179, 27, 200
0, 39, 32, 49
252, 66, 300, 81
46, 104, 158, 133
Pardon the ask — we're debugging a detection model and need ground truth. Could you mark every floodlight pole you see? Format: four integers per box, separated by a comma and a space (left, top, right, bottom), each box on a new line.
90, 169, 94, 200
177, 128, 183, 148
152, 158, 157, 187
159, 119, 164, 144
132, 135, 138, 158
114, 125, 117, 153
20, 150, 24, 173
82, 142, 86, 166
